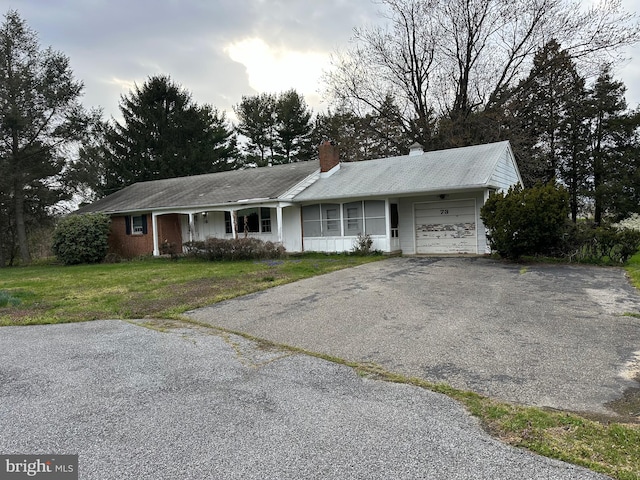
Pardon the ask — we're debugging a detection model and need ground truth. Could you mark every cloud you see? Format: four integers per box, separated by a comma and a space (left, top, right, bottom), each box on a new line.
224, 38, 328, 95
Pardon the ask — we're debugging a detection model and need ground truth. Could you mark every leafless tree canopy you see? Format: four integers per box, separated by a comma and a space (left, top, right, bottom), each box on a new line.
322, 0, 640, 143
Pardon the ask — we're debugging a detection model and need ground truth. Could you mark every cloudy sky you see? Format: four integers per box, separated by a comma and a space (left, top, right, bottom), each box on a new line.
2, 0, 640, 125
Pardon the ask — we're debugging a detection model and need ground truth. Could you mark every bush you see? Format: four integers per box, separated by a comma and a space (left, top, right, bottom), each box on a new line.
52, 213, 111, 265
351, 233, 374, 255
184, 238, 285, 261
481, 183, 569, 260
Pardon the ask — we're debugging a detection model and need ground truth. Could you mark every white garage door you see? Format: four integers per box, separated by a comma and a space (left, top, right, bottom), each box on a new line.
415, 199, 477, 254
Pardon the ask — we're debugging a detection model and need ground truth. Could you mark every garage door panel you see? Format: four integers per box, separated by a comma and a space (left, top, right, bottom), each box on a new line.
415, 200, 477, 254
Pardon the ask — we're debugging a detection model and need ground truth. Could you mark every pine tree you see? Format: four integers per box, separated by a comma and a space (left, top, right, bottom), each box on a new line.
274, 89, 313, 163
103, 75, 237, 194
587, 68, 633, 224
510, 40, 587, 191
234, 93, 277, 167
0, 10, 97, 264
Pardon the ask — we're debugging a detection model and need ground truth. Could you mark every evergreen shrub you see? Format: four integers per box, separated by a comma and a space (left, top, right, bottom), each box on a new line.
52, 214, 111, 265
480, 183, 569, 260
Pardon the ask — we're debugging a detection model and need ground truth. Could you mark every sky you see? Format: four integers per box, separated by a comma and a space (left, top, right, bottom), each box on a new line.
2, 0, 640, 125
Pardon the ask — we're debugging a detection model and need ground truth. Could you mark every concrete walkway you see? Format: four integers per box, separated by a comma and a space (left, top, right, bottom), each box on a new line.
187, 256, 640, 415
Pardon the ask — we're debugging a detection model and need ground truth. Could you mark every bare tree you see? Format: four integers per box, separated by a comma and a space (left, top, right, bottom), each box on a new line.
323, 0, 640, 147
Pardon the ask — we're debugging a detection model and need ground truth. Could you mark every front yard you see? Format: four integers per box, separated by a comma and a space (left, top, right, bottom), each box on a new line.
0, 254, 382, 325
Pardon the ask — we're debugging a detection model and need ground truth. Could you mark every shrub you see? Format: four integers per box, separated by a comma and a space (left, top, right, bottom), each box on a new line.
481, 183, 569, 260
52, 213, 111, 265
351, 233, 374, 255
184, 238, 285, 261
547, 220, 640, 264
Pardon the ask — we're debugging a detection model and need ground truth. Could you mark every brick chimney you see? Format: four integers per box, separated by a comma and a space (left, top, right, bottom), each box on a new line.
319, 140, 340, 173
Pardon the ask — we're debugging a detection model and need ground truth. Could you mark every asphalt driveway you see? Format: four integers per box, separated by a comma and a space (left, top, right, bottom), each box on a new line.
187, 257, 640, 415
0, 320, 610, 479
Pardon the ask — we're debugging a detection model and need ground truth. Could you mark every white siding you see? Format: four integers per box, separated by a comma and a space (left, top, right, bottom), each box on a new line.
489, 149, 522, 191
303, 235, 388, 253
282, 206, 303, 252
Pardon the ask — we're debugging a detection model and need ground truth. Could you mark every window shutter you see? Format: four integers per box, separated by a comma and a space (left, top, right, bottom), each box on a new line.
141, 215, 148, 234
125, 216, 131, 235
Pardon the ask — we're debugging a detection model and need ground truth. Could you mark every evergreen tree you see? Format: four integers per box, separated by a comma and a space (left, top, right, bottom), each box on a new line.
103, 75, 237, 194
587, 68, 633, 224
510, 40, 586, 188
0, 10, 97, 265
312, 109, 363, 161
234, 93, 277, 166
274, 89, 313, 163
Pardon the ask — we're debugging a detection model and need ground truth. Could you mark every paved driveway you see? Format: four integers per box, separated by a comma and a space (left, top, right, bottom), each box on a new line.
187, 257, 640, 415
0, 320, 609, 479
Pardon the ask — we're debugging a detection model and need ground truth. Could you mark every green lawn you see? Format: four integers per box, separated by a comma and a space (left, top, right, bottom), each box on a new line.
626, 250, 640, 291
0, 255, 381, 325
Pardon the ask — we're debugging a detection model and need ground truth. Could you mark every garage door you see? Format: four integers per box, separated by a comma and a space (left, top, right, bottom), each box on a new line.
415, 199, 477, 254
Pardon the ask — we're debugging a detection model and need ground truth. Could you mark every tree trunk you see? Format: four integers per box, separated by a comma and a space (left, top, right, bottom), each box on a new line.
13, 183, 30, 265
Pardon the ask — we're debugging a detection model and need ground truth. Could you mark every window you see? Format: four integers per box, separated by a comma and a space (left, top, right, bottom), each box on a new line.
125, 215, 147, 235
224, 208, 272, 234
343, 202, 363, 234
132, 216, 144, 234
364, 200, 386, 235
225, 212, 232, 234
322, 204, 340, 234
302, 204, 340, 237
303, 202, 388, 237
261, 208, 271, 233
302, 205, 321, 237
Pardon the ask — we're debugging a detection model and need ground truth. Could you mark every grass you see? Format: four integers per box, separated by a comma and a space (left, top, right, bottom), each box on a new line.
2, 251, 640, 478
360, 366, 640, 480
0, 254, 381, 325
626, 250, 640, 290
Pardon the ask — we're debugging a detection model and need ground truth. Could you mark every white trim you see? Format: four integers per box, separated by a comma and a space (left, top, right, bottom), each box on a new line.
320, 163, 340, 178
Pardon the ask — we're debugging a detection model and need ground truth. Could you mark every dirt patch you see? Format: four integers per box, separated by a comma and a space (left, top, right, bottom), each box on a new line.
606, 383, 640, 423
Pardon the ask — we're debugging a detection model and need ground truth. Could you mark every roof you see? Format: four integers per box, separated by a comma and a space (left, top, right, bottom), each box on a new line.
78, 161, 319, 214
294, 141, 516, 201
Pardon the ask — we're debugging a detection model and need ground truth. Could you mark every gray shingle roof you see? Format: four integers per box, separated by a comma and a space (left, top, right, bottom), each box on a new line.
78, 161, 319, 214
293, 141, 512, 201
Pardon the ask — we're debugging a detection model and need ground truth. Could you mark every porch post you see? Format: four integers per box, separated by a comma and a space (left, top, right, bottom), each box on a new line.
152, 213, 160, 256
188, 213, 195, 243
276, 206, 283, 243
385, 199, 391, 252
231, 210, 238, 239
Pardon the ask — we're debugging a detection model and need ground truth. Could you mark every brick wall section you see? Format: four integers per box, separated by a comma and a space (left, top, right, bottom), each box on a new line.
319, 140, 339, 172
108, 214, 184, 258
108, 216, 153, 258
